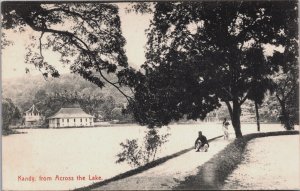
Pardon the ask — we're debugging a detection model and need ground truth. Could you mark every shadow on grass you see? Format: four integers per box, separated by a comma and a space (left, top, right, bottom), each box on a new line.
174, 130, 299, 190
74, 135, 223, 191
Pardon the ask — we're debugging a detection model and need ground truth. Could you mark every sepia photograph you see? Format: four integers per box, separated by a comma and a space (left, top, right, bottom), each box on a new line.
1, 1, 299, 190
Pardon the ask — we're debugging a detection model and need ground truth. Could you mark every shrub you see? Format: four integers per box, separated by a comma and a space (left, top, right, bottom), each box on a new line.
116, 128, 170, 167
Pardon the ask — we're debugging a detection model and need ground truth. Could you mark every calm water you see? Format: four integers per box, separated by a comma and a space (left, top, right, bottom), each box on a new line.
2, 123, 288, 190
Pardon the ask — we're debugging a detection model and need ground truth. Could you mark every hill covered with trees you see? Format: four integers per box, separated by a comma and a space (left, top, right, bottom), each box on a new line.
2, 73, 133, 123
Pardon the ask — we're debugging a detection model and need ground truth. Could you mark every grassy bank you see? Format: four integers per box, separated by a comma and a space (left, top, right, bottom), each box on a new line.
174, 130, 300, 190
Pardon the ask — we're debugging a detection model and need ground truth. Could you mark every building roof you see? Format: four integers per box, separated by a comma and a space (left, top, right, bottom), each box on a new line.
48, 107, 94, 119
25, 104, 40, 114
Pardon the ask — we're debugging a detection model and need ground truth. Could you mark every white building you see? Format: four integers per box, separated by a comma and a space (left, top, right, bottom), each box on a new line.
24, 104, 43, 126
48, 105, 94, 128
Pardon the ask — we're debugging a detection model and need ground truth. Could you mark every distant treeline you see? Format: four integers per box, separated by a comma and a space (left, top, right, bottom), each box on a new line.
2, 73, 295, 127
2, 73, 134, 125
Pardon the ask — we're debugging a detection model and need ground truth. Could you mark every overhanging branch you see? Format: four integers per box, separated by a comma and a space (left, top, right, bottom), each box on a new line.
17, 9, 133, 102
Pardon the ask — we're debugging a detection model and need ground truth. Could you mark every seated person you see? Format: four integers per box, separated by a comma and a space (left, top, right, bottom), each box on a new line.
194, 131, 209, 152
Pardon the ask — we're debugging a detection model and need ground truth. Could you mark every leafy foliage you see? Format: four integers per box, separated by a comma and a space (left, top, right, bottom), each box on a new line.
111, 107, 135, 123
2, 2, 298, 135
274, 69, 299, 129
2, 98, 21, 133
128, 1, 298, 137
2, 73, 136, 125
32, 90, 133, 127
116, 129, 170, 167
2, 2, 131, 100
3, 73, 130, 110
271, 16, 299, 129
116, 139, 143, 167
125, 2, 154, 14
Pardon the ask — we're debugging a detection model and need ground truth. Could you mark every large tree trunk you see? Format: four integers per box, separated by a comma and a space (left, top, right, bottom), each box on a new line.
232, 100, 243, 138
225, 100, 243, 138
255, 101, 260, 132
281, 102, 292, 130
276, 95, 293, 130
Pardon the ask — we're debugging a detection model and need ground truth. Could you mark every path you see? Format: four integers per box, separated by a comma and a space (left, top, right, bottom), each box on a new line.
91, 126, 299, 190
93, 137, 233, 190
222, 135, 300, 190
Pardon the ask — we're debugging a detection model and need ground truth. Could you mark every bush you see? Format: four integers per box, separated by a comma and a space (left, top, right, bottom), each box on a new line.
116, 128, 170, 167
2, 98, 21, 134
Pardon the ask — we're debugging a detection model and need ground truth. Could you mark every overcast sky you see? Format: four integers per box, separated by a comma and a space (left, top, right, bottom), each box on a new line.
1, 3, 152, 79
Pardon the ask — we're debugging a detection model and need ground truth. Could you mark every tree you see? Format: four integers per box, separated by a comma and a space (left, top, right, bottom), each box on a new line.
271, 7, 298, 130
111, 107, 123, 121
31, 90, 119, 126
245, 47, 276, 131
2, 98, 21, 134
128, 1, 297, 137
111, 107, 135, 122
100, 96, 116, 121
259, 94, 281, 123
274, 68, 298, 129
34, 89, 48, 104
2, 2, 132, 101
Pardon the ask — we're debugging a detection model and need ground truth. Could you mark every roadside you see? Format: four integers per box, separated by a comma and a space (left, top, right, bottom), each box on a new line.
222, 135, 300, 190
174, 130, 299, 190
93, 136, 232, 190
86, 130, 299, 190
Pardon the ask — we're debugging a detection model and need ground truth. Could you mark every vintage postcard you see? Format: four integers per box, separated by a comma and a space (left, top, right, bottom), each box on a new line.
1, 1, 299, 190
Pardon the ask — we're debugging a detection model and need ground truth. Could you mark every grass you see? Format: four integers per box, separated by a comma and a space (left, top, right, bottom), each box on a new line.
174, 130, 300, 190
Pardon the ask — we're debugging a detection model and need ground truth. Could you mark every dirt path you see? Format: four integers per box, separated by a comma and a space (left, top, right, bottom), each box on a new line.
222, 135, 300, 190
93, 137, 233, 190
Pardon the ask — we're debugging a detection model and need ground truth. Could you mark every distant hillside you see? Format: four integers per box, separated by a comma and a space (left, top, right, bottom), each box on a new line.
2, 73, 131, 112
2, 73, 281, 123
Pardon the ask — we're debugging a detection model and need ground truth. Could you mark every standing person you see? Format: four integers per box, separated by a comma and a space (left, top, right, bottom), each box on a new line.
222, 118, 230, 140
194, 131, 209, 152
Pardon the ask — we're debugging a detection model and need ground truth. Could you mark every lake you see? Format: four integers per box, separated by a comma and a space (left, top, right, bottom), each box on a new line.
2, 123, 288, 190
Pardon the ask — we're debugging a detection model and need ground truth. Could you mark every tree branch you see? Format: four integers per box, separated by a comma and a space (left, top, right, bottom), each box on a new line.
275, 94, 283, 105
239, 87, 251, 105
18, 10, 133, 102
39, 32, 45, 58
47, 7, 100, 30
225, 101, 233, 119
97, 66, 133, 102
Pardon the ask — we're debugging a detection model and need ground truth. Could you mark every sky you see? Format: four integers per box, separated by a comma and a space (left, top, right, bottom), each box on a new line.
1, 3, 152, 79
1, 3, 282, 80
